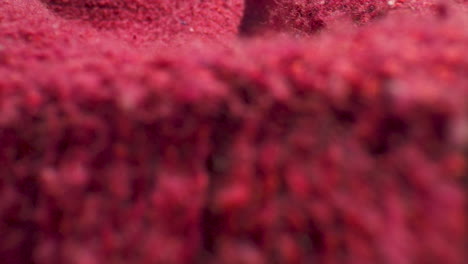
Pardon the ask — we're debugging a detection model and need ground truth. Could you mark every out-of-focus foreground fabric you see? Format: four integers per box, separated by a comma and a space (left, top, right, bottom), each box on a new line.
0, 0, 467, 263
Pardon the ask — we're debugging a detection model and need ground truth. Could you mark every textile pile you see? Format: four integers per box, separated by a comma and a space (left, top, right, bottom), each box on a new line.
0, 0, 467, 263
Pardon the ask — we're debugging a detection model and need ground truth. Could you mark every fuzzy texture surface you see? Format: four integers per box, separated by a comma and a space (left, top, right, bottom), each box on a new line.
241, 0, 463, 35
38, 0, 244, 46
241, 0, 381, 33
0, 1, 467, 264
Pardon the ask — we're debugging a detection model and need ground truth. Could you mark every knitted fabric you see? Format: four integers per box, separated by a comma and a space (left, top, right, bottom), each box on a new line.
0, 1, 467, 263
